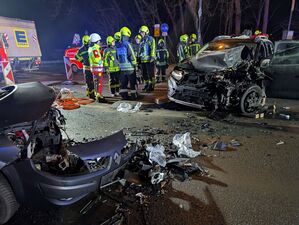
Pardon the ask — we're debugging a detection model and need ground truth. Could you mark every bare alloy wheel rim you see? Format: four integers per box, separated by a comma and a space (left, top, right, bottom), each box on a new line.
243, 90, 262, 113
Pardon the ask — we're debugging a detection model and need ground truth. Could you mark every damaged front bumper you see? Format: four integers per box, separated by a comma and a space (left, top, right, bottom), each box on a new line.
168, 76, 205, 109
1, 131, 135, 206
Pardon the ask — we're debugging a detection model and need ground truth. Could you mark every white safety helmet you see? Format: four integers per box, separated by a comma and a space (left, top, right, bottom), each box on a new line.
89, 33, 101, 43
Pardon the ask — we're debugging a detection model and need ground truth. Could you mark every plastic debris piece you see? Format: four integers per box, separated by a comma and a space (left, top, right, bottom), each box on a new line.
173, 133, 201, 158
279, 114, 290, 120
213, 141, 228, 151
117, 102, 142, 113
150, 172, 166, 184
230, 139, 241, 147
282, 107, 290, 110
276, 140, 285, 146
146, 144, 167, 167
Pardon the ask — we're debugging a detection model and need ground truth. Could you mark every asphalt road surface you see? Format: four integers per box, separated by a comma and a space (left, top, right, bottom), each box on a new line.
4, 66, 299, 225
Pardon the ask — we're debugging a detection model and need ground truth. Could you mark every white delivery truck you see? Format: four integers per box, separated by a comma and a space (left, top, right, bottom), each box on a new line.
0, 16, 42, 71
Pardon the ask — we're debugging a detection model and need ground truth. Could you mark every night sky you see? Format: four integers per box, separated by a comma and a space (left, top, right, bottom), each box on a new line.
0, 0, 298, 59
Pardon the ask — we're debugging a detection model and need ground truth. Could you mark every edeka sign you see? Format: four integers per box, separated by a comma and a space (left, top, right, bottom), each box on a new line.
14, 29, 30, 48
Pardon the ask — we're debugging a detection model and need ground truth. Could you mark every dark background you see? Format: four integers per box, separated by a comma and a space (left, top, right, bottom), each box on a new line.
0, 0, 298, 60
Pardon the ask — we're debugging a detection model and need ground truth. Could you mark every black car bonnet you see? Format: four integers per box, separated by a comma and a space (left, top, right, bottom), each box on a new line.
0, 82, 56, 128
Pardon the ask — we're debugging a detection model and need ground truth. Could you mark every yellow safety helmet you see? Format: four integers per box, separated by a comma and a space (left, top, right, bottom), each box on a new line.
82, 35, 90, 44
106, 36, 114, 45
180, 34, 189, 43
139, 25, 149, 35
158, 39, 165, 45
120, 27, 132, 37
135, 34, 142, 40
190, 33, 197, 40
114, 31, 121, 41
255, 30, 262, 35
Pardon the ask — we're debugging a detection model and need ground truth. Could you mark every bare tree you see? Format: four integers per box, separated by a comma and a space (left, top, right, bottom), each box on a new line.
263, 0, 270, 33
234, 0, 241, 35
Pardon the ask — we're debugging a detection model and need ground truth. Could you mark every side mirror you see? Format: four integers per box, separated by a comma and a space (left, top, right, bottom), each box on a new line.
260, 59, 270, 68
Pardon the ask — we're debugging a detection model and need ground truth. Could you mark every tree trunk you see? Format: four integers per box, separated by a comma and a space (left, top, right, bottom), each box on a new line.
256, 0, 264, 29
262, 0, 270, 33
179, 0, 185, 33
234, 0, 241, 35
197, 0, 203, 44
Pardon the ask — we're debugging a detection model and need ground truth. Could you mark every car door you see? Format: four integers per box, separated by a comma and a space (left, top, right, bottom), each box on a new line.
265, 41, 299, 99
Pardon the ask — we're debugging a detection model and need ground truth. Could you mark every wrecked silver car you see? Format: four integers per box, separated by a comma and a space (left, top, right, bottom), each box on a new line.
0, 82, 134, 224
168, 38, 274, 115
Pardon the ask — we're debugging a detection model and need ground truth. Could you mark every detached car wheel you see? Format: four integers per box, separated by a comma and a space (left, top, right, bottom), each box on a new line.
240, 85, 265, 115
0, 174, 19, 224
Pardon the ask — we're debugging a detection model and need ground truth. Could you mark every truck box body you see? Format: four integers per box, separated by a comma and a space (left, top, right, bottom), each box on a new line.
0, 16, 42, 70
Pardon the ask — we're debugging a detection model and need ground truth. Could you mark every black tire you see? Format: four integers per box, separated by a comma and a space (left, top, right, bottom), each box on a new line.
0, 174, 19, 224
71, 64, 79, 73
240, 85, 265, 115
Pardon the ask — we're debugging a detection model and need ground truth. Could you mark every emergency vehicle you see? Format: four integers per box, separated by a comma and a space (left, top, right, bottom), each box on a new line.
64, 46, 83, 73
0, 16, 42, 71
64, 42, 106, 73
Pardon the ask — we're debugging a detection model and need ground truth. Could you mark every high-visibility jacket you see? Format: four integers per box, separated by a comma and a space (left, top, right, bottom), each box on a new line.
116, 37, 137, 73
88, 43, 103, 74
75, 44, 90, 70
139, 35, 156, 63
103, 46, 120, 73
189, 42, 201, 57
177, 42, 190, 63
132, 43, 140, 62
156, 47, 169, 66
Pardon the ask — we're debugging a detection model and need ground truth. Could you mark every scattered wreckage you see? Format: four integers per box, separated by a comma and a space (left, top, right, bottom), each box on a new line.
0, 82, 205, 224
0, 82, 135, 224
168, 37, 274, 115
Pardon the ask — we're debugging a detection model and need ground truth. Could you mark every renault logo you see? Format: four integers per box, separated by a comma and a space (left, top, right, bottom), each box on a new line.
113, 152, 121, 165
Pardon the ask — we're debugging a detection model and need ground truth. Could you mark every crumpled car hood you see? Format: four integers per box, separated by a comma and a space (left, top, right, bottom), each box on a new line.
190, 46, 247, 73
69, 130, 128, 160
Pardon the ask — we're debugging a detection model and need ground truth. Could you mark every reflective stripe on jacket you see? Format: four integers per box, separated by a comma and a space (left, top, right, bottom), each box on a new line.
116, 38, 137, 72
88, 43, 103, 73
177, 42, 190, 63
139, 35, 156, 63
104, 47, 120, 73
156, 48, 169, 66
75, 44, 90, 69
189, 43, 201, 56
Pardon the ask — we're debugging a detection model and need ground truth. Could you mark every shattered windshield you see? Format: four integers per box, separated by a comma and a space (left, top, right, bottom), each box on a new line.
197, 40, 257, 57
191, 46, 248, 73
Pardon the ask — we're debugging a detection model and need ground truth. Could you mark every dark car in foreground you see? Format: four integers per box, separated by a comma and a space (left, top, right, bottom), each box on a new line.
0, 82, 134, 224
168, 36, 274, 115
264, 40, 299, 99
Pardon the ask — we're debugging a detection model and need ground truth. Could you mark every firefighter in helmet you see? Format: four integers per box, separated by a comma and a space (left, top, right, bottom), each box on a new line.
189, 33, 201, 57
114, 32, 121, 45
156, 38, 169, 82
133, 34, 143, 84
75, 35, 95, 99
88, 33, 106, 103
177, 34, 190, 63
116, 27, 138, 100
104, 36, 120, 97
139, 25, 156, 92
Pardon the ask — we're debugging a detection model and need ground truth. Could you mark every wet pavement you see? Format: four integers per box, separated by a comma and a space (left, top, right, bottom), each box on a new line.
4, 67, 299, 225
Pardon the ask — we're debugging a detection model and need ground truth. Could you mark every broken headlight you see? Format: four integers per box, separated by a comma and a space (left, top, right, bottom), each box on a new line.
171, 70, 184, 81
85, 156, 110, 173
